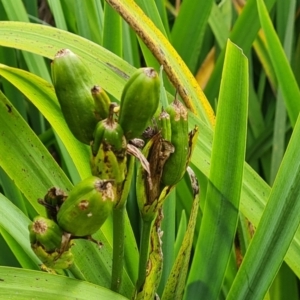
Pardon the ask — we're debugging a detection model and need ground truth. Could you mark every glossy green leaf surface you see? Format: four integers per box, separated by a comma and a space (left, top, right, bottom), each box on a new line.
171, 0, 213, 74
103, 2, 122, 56
0, 90, 72, 214
105, 0, 215, 124
1, 0, 51, 82
269, 0, 295, 184
0, 21, 134, 100
0, 193, 39, 269
47, 0, 68, 30
0, 64, 91, 180
227, 114, 300, 299
205, 0, 276, 103
257, 0, 300, 127
186, 40, 248, 299
0, 267, 128, 300
162, 169, 200, 300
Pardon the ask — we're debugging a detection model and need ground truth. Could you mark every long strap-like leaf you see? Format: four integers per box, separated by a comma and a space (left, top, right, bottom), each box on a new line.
186, 40, 248, 299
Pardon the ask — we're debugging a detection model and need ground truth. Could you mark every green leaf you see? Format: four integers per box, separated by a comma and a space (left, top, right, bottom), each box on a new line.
0, 19, 214, 124
270, 0, 295, 184
158, 189, 176, 295
0, 167, 28, 215
1, 0, 51, 82
136, 214, 163, 300
208, 2, 230, 49
2, 0, 31, 21
189, 111, 300, 282
135, 0, 168, 38
103, 2, 122, 56
47, 0, 68, 30
269, 262, 299, 300
0, 267, 128, 300
122, 20, 140, 68
0, 91, 136, 297
227, 114, 300, 299
69, 220, 135, 299
173, 210, 187, 260
0, 229, 21, 268
186, 40, 248, 299
0, 193, 39, 269
0, 47, 28, 120
171, 0, 213, 74
105, 0, 215, 124
0, 64, 91, 181
252, 31, 277, 92
83, 0, 104, 45
0, 90, 72, 215
205, 0, 276, 104
58, 0, 77, 33
161, 168, 200, 300
0, 21, 134, 100
257, 0, 300, 127
153, 0, 170, 37
74, 0, 93, 40
134, 0, 170, 78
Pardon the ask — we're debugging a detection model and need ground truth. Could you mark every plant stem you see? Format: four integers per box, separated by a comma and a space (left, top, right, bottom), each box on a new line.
111, 205, 126, 292
111, 155, 135, 292
136, 218, 154, 292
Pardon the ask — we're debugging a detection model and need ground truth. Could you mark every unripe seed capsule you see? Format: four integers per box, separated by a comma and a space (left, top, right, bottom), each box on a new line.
118, 67, 160, 140
38, 187, 67, 221
57, 176, 115, 237
161, 99, 189, 187
91, 85, 110, 120
51, 49, 99, 144
158, 109, 172, 142
29, 216, 63, 252
91, 103, 126, 156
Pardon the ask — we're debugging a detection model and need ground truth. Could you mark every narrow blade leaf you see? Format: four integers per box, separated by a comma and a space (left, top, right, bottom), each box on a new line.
186, 40, 248, 299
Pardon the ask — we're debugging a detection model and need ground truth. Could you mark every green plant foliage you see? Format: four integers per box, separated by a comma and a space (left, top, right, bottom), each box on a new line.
0, 0, 300, 299
186, 39, 248, 299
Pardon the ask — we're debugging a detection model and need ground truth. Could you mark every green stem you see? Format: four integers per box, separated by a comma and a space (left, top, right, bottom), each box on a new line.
136, 218, 154, 292
111, 205, 126, 292
111, 155, 135, 292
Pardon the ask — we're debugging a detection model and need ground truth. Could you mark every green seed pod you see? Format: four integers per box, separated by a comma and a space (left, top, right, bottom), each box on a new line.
90, 103, 127, 203
38, 187, 67, 221
51, 49, 99, 144
32, 244, 74, 270
161, 99, 189, 187
91, 103, 126, 156
57, 176, 115, 237
118, 67, 160, 140
29, 216, 63, 252
90, 142, 127, 205
91, 144, 126, 184
158, 109, 172, 141
91, 85, 110, 120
